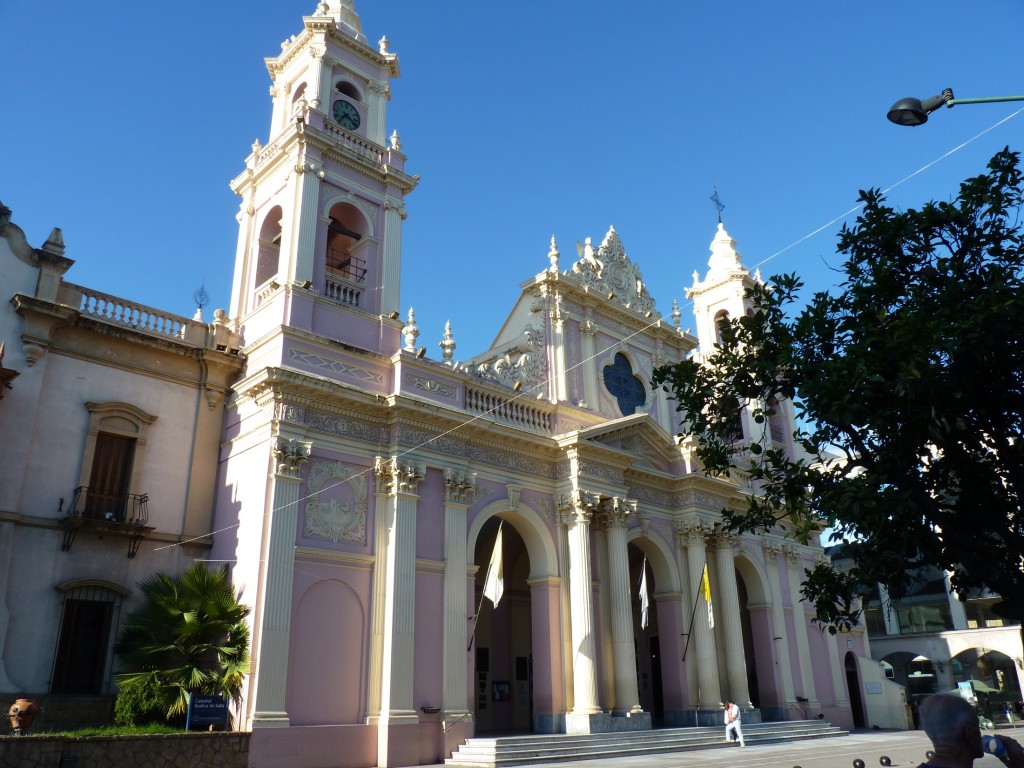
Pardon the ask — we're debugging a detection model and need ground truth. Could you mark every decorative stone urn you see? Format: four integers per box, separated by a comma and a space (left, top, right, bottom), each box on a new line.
8, 698, 39, 734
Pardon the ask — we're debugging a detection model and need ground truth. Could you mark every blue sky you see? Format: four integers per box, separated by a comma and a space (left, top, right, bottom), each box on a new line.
2, 1, 1022, 360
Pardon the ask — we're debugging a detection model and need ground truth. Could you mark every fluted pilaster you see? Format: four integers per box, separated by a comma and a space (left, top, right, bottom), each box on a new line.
369, 457, 425, 735
442, 468, 476, 718
783, 544, 819, 707
712, 531, 750, 707
677, 520, 721, 708
250, 437, 311, 728
604, 498, 642, 714
762, 541, 796, 708
560, 491, 602, 715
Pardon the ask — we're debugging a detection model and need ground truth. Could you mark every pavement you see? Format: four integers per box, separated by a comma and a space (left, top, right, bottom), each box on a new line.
411, 727, 1024, 768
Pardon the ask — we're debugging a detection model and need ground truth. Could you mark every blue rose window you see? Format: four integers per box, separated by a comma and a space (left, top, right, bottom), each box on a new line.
603, 353, 646, 415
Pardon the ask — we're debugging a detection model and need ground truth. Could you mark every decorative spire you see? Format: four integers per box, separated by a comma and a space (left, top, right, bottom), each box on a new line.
671, 299, 681, 328
439, 320, 456, 364
402, 308, 419, 352
322, 0, 366, 43
548, 236, 560, 272
706, 222, 744, 277
41, 227, 65, 257
389, 130, 402, 151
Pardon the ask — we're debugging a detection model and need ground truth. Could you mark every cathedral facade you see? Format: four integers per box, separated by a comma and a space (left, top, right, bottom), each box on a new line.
0, 2, 908, 767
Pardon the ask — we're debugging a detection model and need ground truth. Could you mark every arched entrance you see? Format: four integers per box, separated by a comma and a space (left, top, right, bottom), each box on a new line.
734, 556, 770, 712
472, 518, 532, 733
884, 651, 938, 706
629, 542, 663, 724
845, 652, 866, 728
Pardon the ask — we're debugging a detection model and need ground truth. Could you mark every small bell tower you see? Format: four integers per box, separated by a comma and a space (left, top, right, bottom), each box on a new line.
228, 0, 417, 352
686, 222, 759, 355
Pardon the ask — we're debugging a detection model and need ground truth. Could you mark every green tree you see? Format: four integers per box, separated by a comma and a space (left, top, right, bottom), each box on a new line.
114, 562, 251, 721
653, 148, 1024, 632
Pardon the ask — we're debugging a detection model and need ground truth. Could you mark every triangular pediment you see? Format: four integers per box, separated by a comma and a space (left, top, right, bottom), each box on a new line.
571, 413, 680, 473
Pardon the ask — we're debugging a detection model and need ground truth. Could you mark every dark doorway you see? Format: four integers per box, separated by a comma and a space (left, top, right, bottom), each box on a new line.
845, 652, 866, 728
52, 599, 114, 694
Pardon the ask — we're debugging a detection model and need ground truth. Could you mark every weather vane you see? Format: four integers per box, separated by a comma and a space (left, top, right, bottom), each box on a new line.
194, 283, 209, 312
710, 186, 725, 223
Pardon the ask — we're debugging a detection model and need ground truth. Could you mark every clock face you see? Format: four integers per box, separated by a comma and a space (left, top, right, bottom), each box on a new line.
333, 99, 360, 130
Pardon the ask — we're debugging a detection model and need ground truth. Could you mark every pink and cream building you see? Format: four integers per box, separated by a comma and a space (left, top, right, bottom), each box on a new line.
0, 2, 911, 767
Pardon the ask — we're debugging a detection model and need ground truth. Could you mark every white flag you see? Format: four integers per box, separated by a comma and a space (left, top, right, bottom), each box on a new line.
482, 525, 504, 607
639, 558, 650, 629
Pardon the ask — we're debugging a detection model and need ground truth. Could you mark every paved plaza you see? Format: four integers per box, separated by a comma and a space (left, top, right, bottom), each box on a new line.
409, 728, 1021, 768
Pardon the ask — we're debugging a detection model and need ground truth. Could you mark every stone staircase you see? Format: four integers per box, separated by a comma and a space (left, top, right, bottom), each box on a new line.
445, 720, 847, 767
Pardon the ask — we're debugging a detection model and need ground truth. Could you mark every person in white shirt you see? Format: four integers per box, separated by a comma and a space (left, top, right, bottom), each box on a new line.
724, 699, 745, 747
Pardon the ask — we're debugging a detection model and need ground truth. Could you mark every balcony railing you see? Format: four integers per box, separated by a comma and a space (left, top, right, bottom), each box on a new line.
59, 486, 151, 558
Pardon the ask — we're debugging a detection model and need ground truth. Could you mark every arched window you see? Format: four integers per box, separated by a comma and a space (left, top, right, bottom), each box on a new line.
602, 353, 647, 416
325, 203, 367, 283
714, 310, 730, 346
255, 206, 283, 288
335, 81, 361, 101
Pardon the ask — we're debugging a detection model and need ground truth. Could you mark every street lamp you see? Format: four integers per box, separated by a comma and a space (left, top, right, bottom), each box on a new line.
887, 87, 1024, 126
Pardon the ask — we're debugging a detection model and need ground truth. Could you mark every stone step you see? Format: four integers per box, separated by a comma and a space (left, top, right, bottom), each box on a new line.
446, 721, 847, 767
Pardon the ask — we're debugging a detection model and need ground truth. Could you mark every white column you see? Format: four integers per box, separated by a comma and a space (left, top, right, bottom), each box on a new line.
713, 532, 751, 708
381, 200, 405, 316
367, 80, 389, 146
678, 520, 722, 709
594, 519, 616, 710
605, 499, 642, 714
557, 507, 575, 712
442, 469, 475, 720
549, 288, 569, 404
762, 541, 796, 710
563, 492, 602, 718
290, 161, 323, 285
373, 457, 425, 766
250, 438, 310, 728
816, 555, 850, 708
784, 545, 819, 708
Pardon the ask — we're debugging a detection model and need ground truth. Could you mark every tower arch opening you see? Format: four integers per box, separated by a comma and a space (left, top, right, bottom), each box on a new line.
255, 206, 283, 289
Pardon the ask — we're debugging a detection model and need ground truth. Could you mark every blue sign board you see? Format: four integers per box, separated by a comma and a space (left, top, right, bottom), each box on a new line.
186, 694, 229, 731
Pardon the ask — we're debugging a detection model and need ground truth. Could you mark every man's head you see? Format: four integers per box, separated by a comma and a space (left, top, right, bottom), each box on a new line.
918, 694, 983, 764
724, 699, 733, 707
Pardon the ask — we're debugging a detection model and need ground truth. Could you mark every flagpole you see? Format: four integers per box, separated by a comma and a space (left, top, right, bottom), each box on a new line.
681, 559, 709, 662
467, 521, 502, 652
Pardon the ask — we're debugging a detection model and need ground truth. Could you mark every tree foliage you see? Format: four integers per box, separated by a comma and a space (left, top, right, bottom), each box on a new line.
114, 562, 251, 721
653, 148, 1024, 632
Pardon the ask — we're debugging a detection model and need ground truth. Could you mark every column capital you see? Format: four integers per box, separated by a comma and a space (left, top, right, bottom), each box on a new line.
762, 540, 783, 558
273, 437, 311, 478
783, 544, 802, 565
556, 489, 601, 524
709, 529, 740, 551
675, 518, 712, 547
600, 496, 637, 529
374, 456, 425, 495
443, 467, 476, 504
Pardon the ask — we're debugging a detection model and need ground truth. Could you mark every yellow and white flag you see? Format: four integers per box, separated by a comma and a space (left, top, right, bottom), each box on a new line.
483, 525, 504, 607
639, 557, 650, 629
701, 563, 714, 629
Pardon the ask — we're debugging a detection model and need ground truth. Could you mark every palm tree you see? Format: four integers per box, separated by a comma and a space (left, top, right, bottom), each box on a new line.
115, 562, 251, 722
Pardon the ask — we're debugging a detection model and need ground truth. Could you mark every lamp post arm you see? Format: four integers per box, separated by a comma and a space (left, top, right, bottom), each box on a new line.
948, 94, 1024, 107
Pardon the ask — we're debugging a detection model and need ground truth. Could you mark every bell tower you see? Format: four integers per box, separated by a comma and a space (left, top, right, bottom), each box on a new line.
686, 222, 759, 355
228, 0, 417, 353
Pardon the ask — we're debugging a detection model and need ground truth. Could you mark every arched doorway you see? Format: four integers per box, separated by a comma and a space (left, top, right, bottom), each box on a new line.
472, 518, 532, 734
629, 542, 663, 724
845, 652, 866, 728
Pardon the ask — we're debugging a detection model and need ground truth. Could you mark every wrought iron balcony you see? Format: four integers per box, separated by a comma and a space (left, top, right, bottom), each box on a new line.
59, 486, 152, 558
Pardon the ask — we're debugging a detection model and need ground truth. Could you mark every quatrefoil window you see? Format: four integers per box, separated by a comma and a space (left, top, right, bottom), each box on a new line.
603, 353, 646, 416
